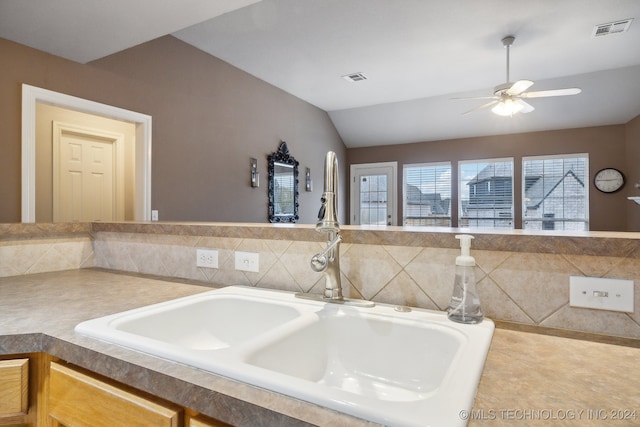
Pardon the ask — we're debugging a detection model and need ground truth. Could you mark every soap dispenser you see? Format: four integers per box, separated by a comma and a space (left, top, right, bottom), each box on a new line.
447, 234, 483, 324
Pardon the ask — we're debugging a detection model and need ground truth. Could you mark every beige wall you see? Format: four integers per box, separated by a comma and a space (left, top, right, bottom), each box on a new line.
2, 34, 637, 228
36, 103, 136, 222
0, 36, 346, 224
348, 124, 638, 231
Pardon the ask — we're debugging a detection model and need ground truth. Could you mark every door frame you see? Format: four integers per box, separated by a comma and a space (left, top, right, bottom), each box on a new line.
21, 84, 152, 222
349, 162, 398, 225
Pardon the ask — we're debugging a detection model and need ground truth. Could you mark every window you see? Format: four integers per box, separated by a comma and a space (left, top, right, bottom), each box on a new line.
522, 154, 589, 231
403, 162, 452, 226
459, 159, 514, 229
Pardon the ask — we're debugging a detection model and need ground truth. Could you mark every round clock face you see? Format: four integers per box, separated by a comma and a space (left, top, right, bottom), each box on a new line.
594, 168, 625, 193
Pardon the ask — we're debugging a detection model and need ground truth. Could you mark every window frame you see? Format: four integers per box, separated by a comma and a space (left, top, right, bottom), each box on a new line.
521, 153, 589, 231
402, 161, 452, 227
458, 157, 515, 229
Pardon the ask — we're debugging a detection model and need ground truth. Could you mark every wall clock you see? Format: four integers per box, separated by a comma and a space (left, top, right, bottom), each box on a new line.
594, 168, 625, 193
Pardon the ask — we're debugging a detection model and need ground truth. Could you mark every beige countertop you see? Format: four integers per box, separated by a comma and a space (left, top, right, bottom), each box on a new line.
1, 269, 639, 426
471, 328, 640, 426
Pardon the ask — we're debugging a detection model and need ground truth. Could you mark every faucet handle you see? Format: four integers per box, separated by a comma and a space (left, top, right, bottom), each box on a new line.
317, 197, 326, 220
310, 254, 328, 272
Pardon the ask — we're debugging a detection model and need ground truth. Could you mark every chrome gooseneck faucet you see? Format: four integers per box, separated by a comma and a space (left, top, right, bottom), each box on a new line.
296, 151, 374, 307
311, 151, 343, 299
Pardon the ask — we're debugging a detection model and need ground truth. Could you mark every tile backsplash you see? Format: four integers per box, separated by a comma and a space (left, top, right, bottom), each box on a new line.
3, 222, 639, 340
0, 237, 94, 277
91, 226, 640, 340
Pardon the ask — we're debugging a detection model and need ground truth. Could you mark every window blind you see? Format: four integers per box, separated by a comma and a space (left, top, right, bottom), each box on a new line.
522, 154, 589, 231
403, 162, 452, 226
459, 159, 514, 229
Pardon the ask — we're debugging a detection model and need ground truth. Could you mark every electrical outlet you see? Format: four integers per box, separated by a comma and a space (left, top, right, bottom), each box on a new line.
235, 251, 259, 273
570, 276, 634, 313
196, 249, 218, 269
151, 210, 159, 221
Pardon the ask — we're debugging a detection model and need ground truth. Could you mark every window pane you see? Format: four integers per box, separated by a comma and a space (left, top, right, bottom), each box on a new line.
403, 163, 452, 226
459, 159, 514, 229
523, 154, 589, 231
359, 174, 388, 225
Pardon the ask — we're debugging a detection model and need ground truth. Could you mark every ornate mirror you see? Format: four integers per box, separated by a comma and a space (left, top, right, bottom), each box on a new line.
268, 141, 299, 223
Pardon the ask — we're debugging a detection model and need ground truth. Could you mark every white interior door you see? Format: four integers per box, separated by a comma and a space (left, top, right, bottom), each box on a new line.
53, 122, 124, 221
22, 84, 153, 222
350, 162, 397, 225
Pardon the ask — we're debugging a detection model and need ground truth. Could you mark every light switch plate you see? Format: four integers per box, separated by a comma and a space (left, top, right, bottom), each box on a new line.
570, 276, 634, 313
235, 251, 259, 273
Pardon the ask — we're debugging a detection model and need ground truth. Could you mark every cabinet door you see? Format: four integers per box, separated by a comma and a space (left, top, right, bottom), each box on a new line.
187, 414, 233, 427
0, 358, 29, 417
48, 362, 181, 427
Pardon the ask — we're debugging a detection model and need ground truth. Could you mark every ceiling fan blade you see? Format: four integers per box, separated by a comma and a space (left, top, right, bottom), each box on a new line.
520, 88, 582, 98
463, 100, 498, 115
516, 99, 535, 113
506, 80, 534, 96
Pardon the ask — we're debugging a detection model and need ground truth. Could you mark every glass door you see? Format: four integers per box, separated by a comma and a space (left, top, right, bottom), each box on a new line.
350, 162, 397, 225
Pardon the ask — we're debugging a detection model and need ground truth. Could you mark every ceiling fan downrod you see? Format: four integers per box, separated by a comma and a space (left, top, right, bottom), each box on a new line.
502, 35, 515, 83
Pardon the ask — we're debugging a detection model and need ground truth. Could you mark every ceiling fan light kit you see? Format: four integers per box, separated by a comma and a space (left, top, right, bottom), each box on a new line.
491, 97, 524, 116
457, 35, 582, 116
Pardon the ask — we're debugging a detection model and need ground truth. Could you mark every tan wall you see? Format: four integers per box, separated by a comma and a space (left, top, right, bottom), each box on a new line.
626, 115, 640, 231
36, 103, 137, 222
0, 36, 346, 224
347, 125, 635, 231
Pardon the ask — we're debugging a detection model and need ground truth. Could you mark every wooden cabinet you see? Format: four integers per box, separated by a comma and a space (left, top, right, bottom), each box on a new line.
47, 362, 182, 427
0, 358, 29, 417
0, 358, 29, 421
0, 355, 234, 427
185, 411, 232, 427
1, 352, 55, 427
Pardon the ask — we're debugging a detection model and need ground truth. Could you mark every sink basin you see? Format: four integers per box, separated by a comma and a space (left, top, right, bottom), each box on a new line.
76, 286, 494, 427
75, 288, 306, 359
246, 311, 463, 401
111, 296, 301, 350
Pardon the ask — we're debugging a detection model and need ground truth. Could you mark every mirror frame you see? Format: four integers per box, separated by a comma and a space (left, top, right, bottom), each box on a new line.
268, 141, 299, 223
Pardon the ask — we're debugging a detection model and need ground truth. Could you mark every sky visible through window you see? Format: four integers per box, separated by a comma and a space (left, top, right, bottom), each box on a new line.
459, 162, 488, 200
405, 163, 452, 198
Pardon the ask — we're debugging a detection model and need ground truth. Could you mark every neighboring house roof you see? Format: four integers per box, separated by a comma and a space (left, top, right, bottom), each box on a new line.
407, 166, 585, 214
525, 170, 585, 209
467, 163, 512, 185
405, 184, 448, 214
464, 165, 585, 211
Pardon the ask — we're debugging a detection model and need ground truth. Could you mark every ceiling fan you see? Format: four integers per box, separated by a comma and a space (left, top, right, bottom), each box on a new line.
455, 36, 581, 116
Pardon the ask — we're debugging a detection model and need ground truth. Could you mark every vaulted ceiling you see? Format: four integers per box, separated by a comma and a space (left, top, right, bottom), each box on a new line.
2, 0, 639, 147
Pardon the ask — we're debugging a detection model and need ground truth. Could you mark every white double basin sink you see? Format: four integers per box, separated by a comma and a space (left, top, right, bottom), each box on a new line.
75, 286, 494, 426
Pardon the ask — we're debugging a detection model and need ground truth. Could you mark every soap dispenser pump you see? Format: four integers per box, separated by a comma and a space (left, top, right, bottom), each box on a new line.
447, 234, 483, 324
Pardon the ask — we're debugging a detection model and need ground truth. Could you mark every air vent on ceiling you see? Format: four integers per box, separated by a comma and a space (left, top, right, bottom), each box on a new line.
592, 18, 633, 37
342, 72, 368, 82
